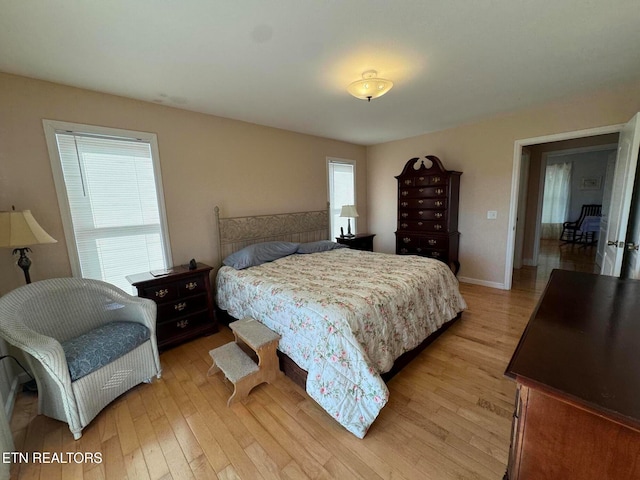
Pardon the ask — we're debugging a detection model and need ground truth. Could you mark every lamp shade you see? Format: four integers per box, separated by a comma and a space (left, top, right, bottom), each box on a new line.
0, 210, 57, 247
347, 70, 393, 101
340, 205, 359, 218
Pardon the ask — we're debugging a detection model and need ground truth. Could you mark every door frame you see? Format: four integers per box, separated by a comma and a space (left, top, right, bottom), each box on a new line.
505, 124, 624, 290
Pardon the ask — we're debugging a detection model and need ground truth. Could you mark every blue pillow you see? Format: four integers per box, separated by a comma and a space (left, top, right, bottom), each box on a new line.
223, 241, 300, 269
296, 240, 347, 254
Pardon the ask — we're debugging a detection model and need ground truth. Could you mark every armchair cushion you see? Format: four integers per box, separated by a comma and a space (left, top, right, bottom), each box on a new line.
62, 321, 150, 381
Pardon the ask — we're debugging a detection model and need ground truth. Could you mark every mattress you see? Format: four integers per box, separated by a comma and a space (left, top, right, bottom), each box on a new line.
216, 248, 467, 437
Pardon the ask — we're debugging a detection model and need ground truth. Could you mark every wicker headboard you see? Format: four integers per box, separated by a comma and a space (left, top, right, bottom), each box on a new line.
215, 205, 330, 262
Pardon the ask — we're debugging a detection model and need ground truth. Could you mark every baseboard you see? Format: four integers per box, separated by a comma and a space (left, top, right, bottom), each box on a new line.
458, 276, 506, 290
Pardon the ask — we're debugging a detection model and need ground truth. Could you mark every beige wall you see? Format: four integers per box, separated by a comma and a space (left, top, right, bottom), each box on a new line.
367, 79, 640, 287
0, 72, 367, 295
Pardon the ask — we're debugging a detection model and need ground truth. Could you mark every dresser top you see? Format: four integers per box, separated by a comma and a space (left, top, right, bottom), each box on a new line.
506, 269, 640, 426
126, 262, 212, 286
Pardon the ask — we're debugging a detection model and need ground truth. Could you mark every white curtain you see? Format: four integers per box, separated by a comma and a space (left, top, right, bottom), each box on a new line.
541, 162, 572, 239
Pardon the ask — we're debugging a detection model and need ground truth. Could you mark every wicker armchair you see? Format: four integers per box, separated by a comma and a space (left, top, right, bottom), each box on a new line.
0, 278, 161, 439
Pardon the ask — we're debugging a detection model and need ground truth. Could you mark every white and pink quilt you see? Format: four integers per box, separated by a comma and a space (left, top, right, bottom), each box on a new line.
216, 248, 466, 438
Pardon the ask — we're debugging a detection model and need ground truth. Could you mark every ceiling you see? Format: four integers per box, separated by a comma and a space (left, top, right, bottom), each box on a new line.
1, 1, 639, 146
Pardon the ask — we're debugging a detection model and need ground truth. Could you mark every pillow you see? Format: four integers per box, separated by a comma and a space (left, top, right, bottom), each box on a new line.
296, 240, 347, 254
223, 241, 300, 269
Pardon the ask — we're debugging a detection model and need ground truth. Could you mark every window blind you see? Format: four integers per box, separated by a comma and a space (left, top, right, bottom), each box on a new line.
54, 132, 169, 293
328, 160, 356, 238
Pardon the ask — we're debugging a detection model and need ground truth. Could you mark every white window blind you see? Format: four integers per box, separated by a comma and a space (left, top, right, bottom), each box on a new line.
49, 128, 170, 293
328, 159, 356, 238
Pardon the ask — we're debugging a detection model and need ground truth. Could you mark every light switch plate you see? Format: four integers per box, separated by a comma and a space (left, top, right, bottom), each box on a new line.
487, 210, 497, 219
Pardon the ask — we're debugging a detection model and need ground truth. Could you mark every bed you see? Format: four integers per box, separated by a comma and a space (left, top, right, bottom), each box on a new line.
214, 206, 467, 438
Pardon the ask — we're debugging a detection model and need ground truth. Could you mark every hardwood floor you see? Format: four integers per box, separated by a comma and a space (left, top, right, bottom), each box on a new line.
10, 247, 589, 479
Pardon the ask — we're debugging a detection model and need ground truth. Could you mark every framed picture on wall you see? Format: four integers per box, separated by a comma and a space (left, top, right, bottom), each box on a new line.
580, 177, 601, 190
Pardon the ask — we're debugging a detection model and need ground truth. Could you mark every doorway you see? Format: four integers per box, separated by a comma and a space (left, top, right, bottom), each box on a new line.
505, 124, 624, 290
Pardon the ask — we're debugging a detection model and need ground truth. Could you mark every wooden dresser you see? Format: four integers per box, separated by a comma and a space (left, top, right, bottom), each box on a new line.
127, 263, 217, 350
504, 270, 640, 480
395, 156, 462, 273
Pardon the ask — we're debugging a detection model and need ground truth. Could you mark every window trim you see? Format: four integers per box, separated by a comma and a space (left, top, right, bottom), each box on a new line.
42, 119, 172, 278
326, 157, 357, 239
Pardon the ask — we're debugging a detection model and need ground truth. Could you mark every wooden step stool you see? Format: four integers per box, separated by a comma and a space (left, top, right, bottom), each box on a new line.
208, 318, 281, 406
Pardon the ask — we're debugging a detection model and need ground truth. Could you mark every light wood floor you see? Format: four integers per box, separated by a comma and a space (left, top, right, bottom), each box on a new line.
9, 243, 594, 480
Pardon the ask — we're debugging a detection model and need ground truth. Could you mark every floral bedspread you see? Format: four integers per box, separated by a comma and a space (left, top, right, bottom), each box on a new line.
216, 249, 467, 438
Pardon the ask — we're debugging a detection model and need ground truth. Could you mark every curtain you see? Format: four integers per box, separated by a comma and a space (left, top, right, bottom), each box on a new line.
541, 162, 572, 239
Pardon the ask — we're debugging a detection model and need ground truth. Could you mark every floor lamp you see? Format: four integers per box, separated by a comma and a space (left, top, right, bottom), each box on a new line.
0, 209, 57, 284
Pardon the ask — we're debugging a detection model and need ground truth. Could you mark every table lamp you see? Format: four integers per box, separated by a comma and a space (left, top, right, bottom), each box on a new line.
340, 205, 359, 238
0, 209, 57, 284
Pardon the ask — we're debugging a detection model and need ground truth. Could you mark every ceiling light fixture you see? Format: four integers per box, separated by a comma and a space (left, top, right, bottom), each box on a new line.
347, 70, 393, 102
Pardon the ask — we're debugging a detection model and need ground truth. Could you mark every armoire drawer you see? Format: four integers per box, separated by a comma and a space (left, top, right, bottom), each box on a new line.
399, 198, 447, 209
399, 186, 448, 198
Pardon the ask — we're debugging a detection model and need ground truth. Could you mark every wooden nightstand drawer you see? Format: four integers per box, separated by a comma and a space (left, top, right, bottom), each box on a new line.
142, 284, 179, 302
157, 311, 212, 343
127, 263, 217, 350
157, 293, 208, 321
179, 278, 206, 296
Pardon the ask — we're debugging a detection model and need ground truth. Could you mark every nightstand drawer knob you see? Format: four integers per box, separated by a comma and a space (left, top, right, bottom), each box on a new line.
435, 201, 443, 207
428, 239, 437, 245
433, 176, 441, 183
177, 319, 189, 329
419, 176, 424, 181
175, 302, 187, 311
418, 211, 424, 215
402, 213, 408, 218
156, 289, 169, 298
401, 223, 408, 228
435, 188, 444, 195
401, 190, 408, 196
403, 237, 411, 243
404, 179, 412, 185
418, 199, 423, 204
435, 212, 443, 218
400, 248, 408, 253
418, 222, 423, 226
185, 281, 198, 290
434, 224, 442, 230
401, 202, 408, 207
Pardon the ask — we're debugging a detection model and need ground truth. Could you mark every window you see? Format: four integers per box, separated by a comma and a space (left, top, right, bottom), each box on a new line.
541, 161, 572, 239
327, 158, 356, 239
43, 120, 172, 293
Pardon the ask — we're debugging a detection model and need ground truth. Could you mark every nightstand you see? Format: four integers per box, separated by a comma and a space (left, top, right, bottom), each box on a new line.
126, 262, 217, 350
336, 233, 376, 252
